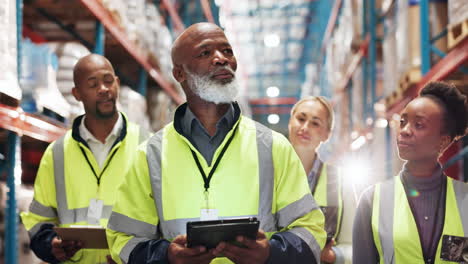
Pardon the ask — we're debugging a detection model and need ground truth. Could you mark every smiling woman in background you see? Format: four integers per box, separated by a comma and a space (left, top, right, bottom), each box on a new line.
353, 82, 468, 264
288, 96, 353, 264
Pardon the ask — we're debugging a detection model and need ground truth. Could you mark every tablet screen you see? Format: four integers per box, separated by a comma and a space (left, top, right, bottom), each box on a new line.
187, 217, 259, 249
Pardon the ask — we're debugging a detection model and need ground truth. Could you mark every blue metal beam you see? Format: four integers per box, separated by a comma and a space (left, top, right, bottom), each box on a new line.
5, 132, 18, 264
298, 2, 317, 87
431, 28, 447, 43
430, 45, 446, 59
419, 0, 431, 74
5, 0, 23, 262
361, 0, 369, 121
94, 21, 105, 55
17, 0, 22, 78
369, 0, 377, 120
211, 0, 220, 26
195, 0, 202, 23
138, 67, 148, 96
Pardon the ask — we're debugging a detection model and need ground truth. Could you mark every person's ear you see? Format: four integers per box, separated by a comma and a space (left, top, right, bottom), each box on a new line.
172, 65, 186, 83
71, 87, 82, 102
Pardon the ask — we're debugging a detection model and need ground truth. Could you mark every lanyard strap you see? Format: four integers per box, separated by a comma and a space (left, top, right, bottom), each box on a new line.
309, 156, 323, 195
190, 124, 239, 192
79, 146, 119, 185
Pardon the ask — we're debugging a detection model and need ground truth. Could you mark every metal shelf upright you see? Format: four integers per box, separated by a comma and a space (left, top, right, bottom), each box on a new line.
4, 0, 22, 262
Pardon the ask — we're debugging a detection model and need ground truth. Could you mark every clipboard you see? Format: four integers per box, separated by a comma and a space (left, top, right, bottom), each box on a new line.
53, 227, 108, 249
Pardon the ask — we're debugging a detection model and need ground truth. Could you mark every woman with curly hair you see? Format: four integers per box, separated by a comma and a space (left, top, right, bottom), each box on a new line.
353, 81, 468, 264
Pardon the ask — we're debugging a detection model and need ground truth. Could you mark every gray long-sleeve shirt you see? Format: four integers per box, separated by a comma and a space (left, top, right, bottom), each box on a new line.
353, 165, 445, 263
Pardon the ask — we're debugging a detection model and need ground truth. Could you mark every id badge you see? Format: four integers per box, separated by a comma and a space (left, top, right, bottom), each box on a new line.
200, 208, 218, 221
200, 191, 218, 220
87, 199, 103, 226
440, 234, 468, 263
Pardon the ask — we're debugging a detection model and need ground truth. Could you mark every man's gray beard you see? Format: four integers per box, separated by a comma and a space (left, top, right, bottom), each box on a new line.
186, 70, 238, 104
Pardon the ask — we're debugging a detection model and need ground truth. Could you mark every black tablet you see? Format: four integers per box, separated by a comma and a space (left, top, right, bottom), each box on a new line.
186, 217, 260, 249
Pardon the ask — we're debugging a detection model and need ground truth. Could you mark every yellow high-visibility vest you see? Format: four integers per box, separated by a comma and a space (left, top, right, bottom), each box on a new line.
372, 176, 468, 264
106, 103, 327, 264
21, 113, 148, 263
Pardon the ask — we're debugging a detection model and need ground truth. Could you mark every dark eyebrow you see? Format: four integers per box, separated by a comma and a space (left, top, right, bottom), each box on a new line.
87, 76, 97, 81
196, 44, 211, 50
297, 112, 323, 122
414, 115, 429, 122
195, 41, 231, 50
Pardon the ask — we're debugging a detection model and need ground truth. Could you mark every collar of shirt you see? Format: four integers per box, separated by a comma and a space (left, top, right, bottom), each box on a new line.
79, 113, 123, 145
401, 162, 443, 192
182, 103, 235, 138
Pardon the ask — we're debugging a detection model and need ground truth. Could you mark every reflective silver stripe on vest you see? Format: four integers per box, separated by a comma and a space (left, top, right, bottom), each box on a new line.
28, 222, 56, 238
108, 211, 159, 239
29, 199, 57, 218
289, 227, 322, 262
146, 130, 166, 234
452, 180, 468, 234
377, 180, 395, 264
326, 165, 339, 207
254, 122, 277, 232
276, 193, 317, 229
53, 136, 113, 224
120, 237, 151, 264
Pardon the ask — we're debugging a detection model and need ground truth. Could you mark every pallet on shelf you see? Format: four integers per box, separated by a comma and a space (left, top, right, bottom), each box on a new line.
399, 67, 422, 93
448, 19, 468, 50
384, 88, 404, 109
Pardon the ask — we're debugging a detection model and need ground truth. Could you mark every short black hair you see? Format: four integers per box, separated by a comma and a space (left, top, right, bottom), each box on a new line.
420, 81, 468, 140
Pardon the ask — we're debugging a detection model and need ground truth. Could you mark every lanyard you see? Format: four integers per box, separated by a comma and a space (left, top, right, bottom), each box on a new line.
190, 124, 239, 192
79, 145, 119, 185
309, 156, 323, 195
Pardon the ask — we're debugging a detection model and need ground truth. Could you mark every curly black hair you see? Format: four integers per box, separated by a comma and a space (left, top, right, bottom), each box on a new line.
420, 81, 468, 140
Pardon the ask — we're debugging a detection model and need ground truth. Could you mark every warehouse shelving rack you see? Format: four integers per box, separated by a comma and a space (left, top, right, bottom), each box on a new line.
0, 0, 200, 262
323, 0, 468, 180
319, 0, 379, 164
384, 0, 468, 181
